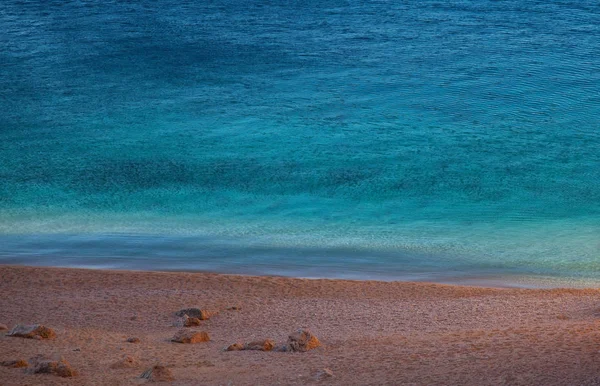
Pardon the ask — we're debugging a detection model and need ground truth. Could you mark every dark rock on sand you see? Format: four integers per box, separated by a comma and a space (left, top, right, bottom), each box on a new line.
226, 339, 276, 351
140, 364, 174, 382
245, 339, 276, 351
226, 342, 245, 351
7, 324, 56, 340
176, 308, 213, 320
316, 368, 334, 380
171, 329, 210, 344
282, 329, 321, 352
1, 359, 28, 368
227, 306, 242, 311
126, 337, 140, 343
111, 355, 141, 369
183, 315, 202, 327
29, 355, 77, 377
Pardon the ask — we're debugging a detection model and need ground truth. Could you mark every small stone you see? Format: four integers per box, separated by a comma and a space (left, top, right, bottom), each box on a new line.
140, 364, 174, 382
197, 360, 215, 367
1, 359, 28, 368
316, 368, 334, 380
7, 324, 56, 340
111, 355, 141, 369
126, 337, 140, 343
245, 339, 276, 351
175, 308, 213, 320
171, 329, 210, 344
130, 315, 138, 321
29, 355, 77, 377
226, 339, 275, 351
183, 315, 202, 327
227, 306, 241, 311
0, 323, 8, 331
225, 342, 245, 351
284, 329, 321, 352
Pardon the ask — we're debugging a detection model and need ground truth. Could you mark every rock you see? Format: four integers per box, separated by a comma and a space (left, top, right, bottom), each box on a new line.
171, 329, 210, 344
0, 323, 8, 331
197, 360, 215, 367
226, 342, 245, 351
29, 355, 77, 377
126, 337, 140, 343
316, 368, 334, 380
140, 364, 174, 382
245, 339, 276, 351
111, 355, 141, 369
227, 306, 241, 311
183, 315, 202, 327
7, 324, 56, 340
226, 339, 275, 351
175, 308, 213, 320
0, 359, 28, 368
284, 329, 321, 352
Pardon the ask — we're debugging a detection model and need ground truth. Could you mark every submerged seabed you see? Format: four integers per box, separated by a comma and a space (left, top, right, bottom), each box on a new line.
1, 0, 599, 286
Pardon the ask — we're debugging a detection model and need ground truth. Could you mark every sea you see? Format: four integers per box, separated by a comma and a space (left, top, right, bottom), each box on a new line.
1, 0, 599, 287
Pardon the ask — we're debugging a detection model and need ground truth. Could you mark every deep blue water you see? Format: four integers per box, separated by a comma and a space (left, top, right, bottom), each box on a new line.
1, 0, 599, 285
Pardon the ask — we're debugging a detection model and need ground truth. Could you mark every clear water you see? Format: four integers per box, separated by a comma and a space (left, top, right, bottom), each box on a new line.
1, 0, 599, 285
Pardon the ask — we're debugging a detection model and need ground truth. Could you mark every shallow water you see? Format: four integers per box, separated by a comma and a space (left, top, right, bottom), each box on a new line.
1, 0, 599, 285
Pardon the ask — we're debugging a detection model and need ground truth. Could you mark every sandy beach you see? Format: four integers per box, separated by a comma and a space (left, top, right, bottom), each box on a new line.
1, 265, 600, 385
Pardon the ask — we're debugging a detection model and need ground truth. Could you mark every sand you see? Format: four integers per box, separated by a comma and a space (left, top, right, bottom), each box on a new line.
1, 265, 600, 385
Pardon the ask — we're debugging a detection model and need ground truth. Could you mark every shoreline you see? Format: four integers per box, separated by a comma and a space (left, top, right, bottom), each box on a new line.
2, 261, 599, 289
3, 231, 599, 290
2, 265, 600, 385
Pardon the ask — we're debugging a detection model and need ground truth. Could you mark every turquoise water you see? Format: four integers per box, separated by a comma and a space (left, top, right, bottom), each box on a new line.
1, 0, 599, 285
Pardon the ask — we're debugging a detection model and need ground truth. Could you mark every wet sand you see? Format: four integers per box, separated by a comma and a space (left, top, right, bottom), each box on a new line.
1, 265, 600, 385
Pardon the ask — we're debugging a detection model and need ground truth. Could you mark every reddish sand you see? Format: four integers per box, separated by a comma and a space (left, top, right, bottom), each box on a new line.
1, 265, 600, 385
